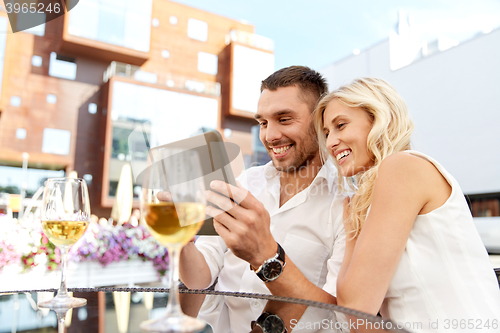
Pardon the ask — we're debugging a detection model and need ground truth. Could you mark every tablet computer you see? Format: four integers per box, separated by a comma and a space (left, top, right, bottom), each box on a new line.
148, 130, 238, 235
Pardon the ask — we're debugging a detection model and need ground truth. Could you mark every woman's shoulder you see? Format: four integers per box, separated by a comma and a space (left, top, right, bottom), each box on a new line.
377, 151, 446, 190
377, 151, 451, 207
378, 151, 434, 175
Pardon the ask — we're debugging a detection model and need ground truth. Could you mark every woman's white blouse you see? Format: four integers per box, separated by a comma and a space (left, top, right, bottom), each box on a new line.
381, 151, 500, 332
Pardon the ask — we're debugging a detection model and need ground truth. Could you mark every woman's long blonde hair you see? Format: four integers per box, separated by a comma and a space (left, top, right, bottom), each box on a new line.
313, 77, 414, 237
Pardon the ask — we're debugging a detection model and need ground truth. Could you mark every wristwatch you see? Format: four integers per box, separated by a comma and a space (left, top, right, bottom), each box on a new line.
250, 243, 286, 282
252, 311, 287, 333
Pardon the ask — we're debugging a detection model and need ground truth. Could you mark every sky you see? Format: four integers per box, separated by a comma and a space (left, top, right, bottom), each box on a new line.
173, 0, 500, 70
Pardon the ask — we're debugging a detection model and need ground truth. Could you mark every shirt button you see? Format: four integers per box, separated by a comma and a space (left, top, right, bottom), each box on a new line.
253, 301, 260, 308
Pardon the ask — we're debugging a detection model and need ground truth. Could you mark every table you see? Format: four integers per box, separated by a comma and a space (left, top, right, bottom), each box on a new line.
0, 287, 410, 333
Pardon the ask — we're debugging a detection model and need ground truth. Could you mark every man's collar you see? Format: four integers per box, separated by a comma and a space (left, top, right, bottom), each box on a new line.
263, 161, 280, 181
312, 159, 337, 194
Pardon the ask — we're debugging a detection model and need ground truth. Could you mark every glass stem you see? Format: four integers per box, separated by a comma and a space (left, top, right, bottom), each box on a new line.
57, 246, 69, 298
165, 246, 183, 316
57, 312, 65, 333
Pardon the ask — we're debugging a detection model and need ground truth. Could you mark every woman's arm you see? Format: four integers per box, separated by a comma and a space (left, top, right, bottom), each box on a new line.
336, 152, 449, 315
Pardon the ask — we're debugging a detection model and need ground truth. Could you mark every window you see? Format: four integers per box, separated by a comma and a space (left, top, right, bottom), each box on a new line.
98, 1, 125, 46
124, 12, 151, 51
169, 16, 178, 25
0, 165, 65, 198
223, 128, 232, 138
67, 0, 152, 52
31, 55, 43, 67
46, 94, 57, 104
231, 45, 275, 113
152, 18, 159, 28
198, 52, 218, 75
49, 52, 77, 80
188, 19, 208, 42
471, 198, 500, 217
88, 103, 97, 114
67, 0, 99, 40
251, 125, 271, 166
42, 128, 71, 155
109, 81, 219, 197
16, 128, 27, 140
161, 50, 170, 59
10, 96, 21, 107
83, 174, 93, 185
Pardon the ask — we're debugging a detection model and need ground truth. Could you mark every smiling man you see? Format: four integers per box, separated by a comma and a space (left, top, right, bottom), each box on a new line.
179, 66, 346, 332
256, 85, 320, 172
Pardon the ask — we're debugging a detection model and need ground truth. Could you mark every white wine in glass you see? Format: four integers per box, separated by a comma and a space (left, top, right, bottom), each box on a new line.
143, 202, 205, 245
140, 148, 207, 332
39, 177, 91, 309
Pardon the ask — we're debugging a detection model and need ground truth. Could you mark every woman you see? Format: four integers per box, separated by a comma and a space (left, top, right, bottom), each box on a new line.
314, 77, 500, 332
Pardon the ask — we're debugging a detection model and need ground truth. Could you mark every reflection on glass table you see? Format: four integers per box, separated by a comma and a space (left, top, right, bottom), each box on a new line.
0, 288, 411, 333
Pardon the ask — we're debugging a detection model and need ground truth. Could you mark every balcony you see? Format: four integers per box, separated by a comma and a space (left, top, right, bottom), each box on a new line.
103, 62, 221, 97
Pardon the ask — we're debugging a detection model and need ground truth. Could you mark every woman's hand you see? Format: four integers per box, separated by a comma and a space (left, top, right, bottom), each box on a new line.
343, 196, 357, 241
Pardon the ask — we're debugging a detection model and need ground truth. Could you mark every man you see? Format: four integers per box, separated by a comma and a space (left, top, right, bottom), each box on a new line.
179, 66, 345, 331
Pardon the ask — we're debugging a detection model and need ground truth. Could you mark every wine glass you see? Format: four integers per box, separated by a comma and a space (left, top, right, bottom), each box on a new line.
140, 148, 207, 332
38, 177, 91, 309
52, 306, 73, 333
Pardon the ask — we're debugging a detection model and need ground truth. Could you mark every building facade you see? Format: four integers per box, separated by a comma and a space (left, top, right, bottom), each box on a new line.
0, 0, 274, 216
320, 22, 500, 217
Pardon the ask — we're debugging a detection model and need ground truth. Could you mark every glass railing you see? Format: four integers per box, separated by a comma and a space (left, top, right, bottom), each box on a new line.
103, 62, 221, 97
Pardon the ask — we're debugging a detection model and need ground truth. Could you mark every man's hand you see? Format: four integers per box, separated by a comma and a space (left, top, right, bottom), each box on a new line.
205, 180, 277, 268
156, 191, 173, 202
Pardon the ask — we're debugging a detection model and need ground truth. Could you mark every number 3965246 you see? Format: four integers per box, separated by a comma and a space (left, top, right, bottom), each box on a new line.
5, 2, 61, 14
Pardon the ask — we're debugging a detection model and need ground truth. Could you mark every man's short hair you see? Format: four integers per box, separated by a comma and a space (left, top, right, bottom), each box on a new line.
260, 66, 328, 111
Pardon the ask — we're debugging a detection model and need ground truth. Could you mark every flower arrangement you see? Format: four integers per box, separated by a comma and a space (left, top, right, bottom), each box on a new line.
0, 239, 21, 273
0, 217, 55, 273
21, 233, 60, 272
0, 216, 169, 277
71, 223, 169, 277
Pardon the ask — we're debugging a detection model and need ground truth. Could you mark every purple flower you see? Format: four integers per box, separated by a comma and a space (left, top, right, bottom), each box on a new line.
70, 223, 169, 276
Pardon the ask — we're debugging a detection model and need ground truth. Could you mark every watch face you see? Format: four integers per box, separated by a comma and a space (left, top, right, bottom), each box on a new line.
263, 314, 285, 333
262, 260, 283, 281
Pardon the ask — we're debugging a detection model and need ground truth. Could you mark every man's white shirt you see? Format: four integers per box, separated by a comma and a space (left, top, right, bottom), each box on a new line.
194, 160, 346, 332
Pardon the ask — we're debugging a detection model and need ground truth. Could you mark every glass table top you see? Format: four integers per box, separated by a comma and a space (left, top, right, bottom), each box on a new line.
0, 286, 411, 333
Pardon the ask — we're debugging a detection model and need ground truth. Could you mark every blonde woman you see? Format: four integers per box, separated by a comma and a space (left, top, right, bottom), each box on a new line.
314, 78, 500, 332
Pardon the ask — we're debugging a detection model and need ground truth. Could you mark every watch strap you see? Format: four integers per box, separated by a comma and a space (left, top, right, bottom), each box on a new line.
276, 242, 285, 263
251, 243, 286, 282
